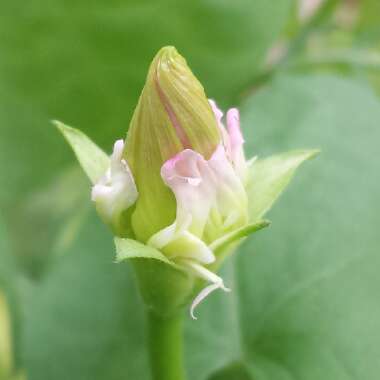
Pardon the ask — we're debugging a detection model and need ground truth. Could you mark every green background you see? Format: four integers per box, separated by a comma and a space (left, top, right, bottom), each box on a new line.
0, 1, 379, 379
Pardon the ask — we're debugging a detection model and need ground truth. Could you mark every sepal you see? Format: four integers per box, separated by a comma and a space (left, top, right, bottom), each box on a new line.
115, 238, 194, 317
54, 121, 109, 184
56, 122, 138, 237
210, 219, 270, 257
247, 149, 319, 222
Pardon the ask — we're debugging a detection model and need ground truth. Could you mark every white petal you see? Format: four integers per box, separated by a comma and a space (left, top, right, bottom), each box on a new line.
208, 145, 248, 234
148, 221, 215, 265
226, 108, 248, 182
209, 100, 248, 183
148, 214, 192, 249
183, 260, 230, 320
91, 139, 138, 229
190, 283, 221, 320
208, 99, 224, 125
209, 99, 232, 158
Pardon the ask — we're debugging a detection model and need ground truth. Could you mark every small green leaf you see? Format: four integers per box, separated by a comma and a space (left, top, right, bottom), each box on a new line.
247, 150, 319, 222
114, 237, 175, 268
54, 121, 109, 184
114, 237, 194, 317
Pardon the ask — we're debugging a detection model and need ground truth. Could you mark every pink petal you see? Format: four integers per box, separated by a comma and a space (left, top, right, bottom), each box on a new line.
161, 149, 215, 237
209, 99, 231, 157
226, 108, 247, 182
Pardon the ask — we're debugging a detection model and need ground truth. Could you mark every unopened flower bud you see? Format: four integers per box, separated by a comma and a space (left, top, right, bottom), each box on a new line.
58, 46, 315, 319
124, 46, 220, 242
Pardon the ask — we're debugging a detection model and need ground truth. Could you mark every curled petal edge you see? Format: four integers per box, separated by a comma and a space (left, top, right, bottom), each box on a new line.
91, 139, 138, 235
179, 260, 230, 320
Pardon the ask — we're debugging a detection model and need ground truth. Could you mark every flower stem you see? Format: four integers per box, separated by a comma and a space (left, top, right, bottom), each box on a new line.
147, 310, 186, 380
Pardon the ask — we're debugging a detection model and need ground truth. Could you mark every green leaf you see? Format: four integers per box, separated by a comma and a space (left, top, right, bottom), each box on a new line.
115, 237, 195, 317
8, 371, 27, 380
247, 150, 319, 222
54, 121, 109, 184
0, 218, 14, 280
21, 73, 380, 380
23, 211, 150, 380
185, 73, 380, 380
115, 237, 183, 268
357, 0, 380, 44
8, 167, 89, 278
235, 73, 380, 379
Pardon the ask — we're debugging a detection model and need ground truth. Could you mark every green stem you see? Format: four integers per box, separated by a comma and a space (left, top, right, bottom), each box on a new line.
147, 311, 186, 380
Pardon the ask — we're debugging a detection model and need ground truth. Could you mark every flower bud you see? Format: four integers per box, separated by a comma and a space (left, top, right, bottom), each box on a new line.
124, 46, 220, 242
57, 46, 315, 319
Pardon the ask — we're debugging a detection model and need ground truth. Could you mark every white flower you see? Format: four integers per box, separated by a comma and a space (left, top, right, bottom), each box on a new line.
91, 140, 138, 235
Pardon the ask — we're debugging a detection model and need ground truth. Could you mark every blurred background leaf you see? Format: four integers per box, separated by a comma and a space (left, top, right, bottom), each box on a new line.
22, 210, 149, 380
357, 0, 380, 44
0, 0, 292, 207
235, 73, 380, 379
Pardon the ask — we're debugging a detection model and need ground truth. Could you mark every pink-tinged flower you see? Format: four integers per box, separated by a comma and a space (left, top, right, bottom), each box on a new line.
58, 46, 316, 319
148, 123, 249, 318
89, 47, 256, 318
59, 46, 317, 320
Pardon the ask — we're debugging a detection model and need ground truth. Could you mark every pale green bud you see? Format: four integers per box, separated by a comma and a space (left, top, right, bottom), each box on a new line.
124, 46, 220, 242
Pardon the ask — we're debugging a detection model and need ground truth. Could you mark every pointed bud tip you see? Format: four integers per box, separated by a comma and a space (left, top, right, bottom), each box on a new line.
150, 45, 190, 103
154, 46, 184, 69
155, 45, 179, 58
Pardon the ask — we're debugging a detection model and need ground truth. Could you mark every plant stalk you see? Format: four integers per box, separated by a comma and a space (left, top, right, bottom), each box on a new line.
147, 310, 186, 380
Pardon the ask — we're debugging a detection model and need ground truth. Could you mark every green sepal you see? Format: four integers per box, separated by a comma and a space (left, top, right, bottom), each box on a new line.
54, 121, 109, 184
210, 220, 270, 255
56, 122, 136, 237
247, 149, 319, 222
115, 238, 194, 317
115, 237, 176, 267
